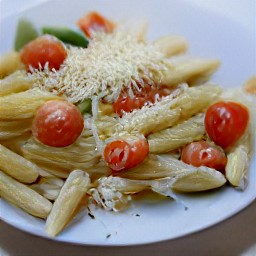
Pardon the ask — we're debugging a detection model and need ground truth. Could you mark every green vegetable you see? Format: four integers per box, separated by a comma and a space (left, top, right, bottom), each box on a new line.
42, 26, 89, 47
77, 99, 92, 114
14, 19, 39, 51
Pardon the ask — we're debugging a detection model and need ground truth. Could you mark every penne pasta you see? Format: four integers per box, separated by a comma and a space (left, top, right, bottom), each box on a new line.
30, 176, 64, 201
0, 171, 52, 218
118, 154, 226, 192
148, 113, 205, 153
170, 166, 226, 192
45, 170, 90, 237
114, 84, 222, 135
0, 88, 62, 119
225, 131, 252, 189
162, 58, 220, 86
0, 119, 32, 140
0, 70, 33, 96
0, 133, 31, 155
21, 131, 101, 176
0, 51, 23, 79
0, 144, 40, 183
153, 35, 188, 57
30, 183, 61, 201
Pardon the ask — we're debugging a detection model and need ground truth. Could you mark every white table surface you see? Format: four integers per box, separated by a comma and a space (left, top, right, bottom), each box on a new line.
0, 0, 255, 255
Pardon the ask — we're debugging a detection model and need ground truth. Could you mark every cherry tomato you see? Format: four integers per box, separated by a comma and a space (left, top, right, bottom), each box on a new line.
32, 100, 84, 147
181, 141, 227, 173
103, 137, 149, 172
77, 12, 115, 39
113, 95, 146, 116
21, 35, 67, 71
205, 101, 249, 149
113, 84, 174, 117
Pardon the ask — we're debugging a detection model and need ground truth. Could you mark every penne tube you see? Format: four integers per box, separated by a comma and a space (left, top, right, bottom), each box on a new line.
95, 114, 118, 139
0, 119, 32, 140
0, 70, 34, 96
30, 183, 62, 201
118, 154, 226, 192
244, 76, 256, 95
39, 176, 65, 188
0, 88, 62, 119
0, 51, 23, 79
0, 133, 31, 155
170, 166, 226, 192
0, 171, 52, 218
153, 35, 188, 57
45, 170, 91, 237
162, 58, 220, 86
225, 131, 252, 190
21, 132, 101, 176
148, 113, 205, 153
0, 144, 40, 183
115, 84, 222, 135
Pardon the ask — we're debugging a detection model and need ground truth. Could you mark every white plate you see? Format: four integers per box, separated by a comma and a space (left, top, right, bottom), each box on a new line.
0, 0, 255, 246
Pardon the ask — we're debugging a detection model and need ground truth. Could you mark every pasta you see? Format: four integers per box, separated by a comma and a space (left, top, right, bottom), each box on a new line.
0, 11, 254, 238
0, 70, 33, 96
0, 51, 23, 78
0, 88, 61, 119
114, 83, 222, 135
148, 113, 205, 153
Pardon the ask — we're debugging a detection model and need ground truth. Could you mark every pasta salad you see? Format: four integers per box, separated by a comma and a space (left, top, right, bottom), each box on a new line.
0, 11, 255, 237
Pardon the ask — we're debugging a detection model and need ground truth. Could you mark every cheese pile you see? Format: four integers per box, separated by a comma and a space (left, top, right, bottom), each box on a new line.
31, 31, 170, 103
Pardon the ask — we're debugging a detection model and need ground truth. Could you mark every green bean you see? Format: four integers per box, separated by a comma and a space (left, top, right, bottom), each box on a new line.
42, 26, 88, 47
14, 19, 39, 51
77, 98, 92, 114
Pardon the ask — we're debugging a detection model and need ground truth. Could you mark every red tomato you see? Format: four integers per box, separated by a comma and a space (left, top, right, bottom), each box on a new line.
21, 35, 67, 71
128, 138, 149, 169
205, 101, 249, 149
113, 84, 174, 117
32, 100, 84, 147
77, 12, 115, 39
113, 95, 146, 116
104, 137, 149, 172
181, 141, 227, 173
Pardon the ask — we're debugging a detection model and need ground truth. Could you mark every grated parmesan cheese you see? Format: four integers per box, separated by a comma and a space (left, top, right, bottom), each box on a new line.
30, 31, 169, 103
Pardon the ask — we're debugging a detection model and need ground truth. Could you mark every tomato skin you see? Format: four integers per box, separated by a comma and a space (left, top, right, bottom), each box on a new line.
113, 95, 146, 117
21, 35, 67, 71
32, 100, 84, 147
103, 137, 149, 172
181, 141, 227, 173
77, 12, 114, 39
205, 101, 249, 149
128, 138, 149, 169
113, 84, 174, 117
103, 140, 132, 171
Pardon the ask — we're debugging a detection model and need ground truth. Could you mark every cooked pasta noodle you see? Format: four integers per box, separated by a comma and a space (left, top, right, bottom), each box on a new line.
148, 113, 205, 153
0, 70, 33, 96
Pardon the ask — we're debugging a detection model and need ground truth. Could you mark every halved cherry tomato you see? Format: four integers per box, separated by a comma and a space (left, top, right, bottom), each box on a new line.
21, 35, 67, 71
181, 141, 227, 173
32, 100, 84, 147
204, 101, 249, 149
103, 137, 149, 172
77, 11, 115, 39
113, 84, 174, 117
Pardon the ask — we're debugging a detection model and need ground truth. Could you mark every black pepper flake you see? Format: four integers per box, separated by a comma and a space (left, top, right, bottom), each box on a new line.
88, 212, 95, 219
135, 214, 140, 217
106, 234, 111, 239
